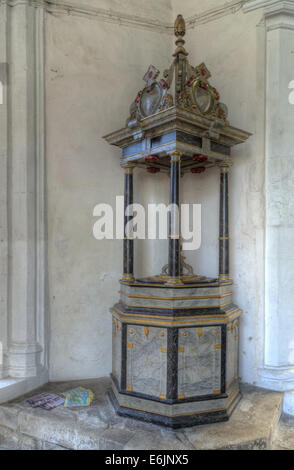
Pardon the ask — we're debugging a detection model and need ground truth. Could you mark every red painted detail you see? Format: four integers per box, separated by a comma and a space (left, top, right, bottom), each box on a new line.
212, 87, 220, 100
147, 167, 160, 174
192, 154, 208, 163
145, 155, 159, 163
191, 167, 206, 174
199, 82, 208, 90
185, 76, 195, 87
148, 71, 153, 79
135, 91, 141, 103
159, 79, 168, 89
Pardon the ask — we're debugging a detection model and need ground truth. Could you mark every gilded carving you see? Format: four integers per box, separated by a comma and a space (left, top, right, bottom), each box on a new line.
126, 15, 228, 129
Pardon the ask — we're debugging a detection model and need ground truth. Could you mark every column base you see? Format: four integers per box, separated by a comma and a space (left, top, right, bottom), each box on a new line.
122, 274, 135, 282
219, 274, 232, 282
258, 366, 294, 391
283, 391, 294, 415
8, 343, 42, 378
165, 276, 184, 285
109, 380, 241, 429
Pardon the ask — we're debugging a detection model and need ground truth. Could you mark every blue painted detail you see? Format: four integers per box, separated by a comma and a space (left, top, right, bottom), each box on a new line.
151, 132, 176, 148
123, 141, 144, 157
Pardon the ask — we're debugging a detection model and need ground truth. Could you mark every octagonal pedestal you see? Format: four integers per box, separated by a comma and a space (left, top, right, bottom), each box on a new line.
109, 278, 241, 429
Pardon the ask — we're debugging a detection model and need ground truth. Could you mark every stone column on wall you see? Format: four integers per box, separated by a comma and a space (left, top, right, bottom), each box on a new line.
0, 0, 48, 397
244, 0, 294, 411
0, 1, 9, 379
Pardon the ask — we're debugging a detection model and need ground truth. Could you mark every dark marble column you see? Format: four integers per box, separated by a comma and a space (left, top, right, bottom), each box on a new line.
123, 164, 135, 281
219, 163, 230, 281
167, 152, 182, 285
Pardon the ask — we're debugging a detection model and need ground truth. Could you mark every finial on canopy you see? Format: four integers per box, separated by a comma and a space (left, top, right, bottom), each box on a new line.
173, 14, 188, 57
174, 14, 186, 37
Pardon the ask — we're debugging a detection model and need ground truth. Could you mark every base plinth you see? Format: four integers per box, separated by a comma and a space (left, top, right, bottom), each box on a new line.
109, 379, 241, 429
110, 277, 241, 428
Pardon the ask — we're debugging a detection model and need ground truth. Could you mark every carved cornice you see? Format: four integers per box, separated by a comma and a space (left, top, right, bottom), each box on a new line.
243, 0, 294, 14
244, 0, 294, 31
0, 0, 249, 34
0, 0, 46, 6
264, 0, 294, 17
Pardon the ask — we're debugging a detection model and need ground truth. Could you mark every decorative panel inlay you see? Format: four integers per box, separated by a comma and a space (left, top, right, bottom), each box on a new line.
178, 326, 222, 398
126, 325, 167, 398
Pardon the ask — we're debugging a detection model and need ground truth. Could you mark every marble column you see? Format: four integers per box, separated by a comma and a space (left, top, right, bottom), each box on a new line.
167, 152, 182, 284
219, 164, 230, 281
123, 164, 135, 281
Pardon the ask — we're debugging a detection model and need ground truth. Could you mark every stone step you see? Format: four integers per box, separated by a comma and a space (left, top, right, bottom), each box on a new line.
0, 378, 283, 450
272, 414, 294, 450
180, 384, 283, 450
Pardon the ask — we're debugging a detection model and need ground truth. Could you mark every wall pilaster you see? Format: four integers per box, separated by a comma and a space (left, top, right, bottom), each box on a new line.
0, 1, 9, 379
0, 0, 48, 386
245, 0, 294, 396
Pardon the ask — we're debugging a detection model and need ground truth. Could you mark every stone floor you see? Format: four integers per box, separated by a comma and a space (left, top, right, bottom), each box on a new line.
0, 377, 286, 450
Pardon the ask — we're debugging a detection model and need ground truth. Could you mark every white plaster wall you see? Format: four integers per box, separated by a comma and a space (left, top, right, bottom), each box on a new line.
171, 0, 231, 17
62, 0, 172, 20
46, 3, 172, 381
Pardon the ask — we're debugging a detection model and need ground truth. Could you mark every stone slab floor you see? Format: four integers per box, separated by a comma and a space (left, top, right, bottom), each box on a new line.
0, 378, 287, 450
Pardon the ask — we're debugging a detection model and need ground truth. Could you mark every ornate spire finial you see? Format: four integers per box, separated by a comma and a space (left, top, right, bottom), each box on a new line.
173, 15, 188, 57
174, 14, 185, 38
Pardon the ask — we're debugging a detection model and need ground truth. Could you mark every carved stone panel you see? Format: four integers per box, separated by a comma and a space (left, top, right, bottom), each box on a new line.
178, 326, 222, 398
126, 325, 167, 398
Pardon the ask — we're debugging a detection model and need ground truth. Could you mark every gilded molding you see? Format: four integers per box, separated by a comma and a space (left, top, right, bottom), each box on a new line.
120, 300, 232, 310
119, 290, 233, 301
122, 274, 135, 282
110, 306, 242, 327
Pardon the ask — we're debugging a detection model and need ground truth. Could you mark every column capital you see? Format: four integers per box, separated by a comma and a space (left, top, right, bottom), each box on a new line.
170, 152, 182, 162
122, 163, 136, 173
218, 161, 232, 173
